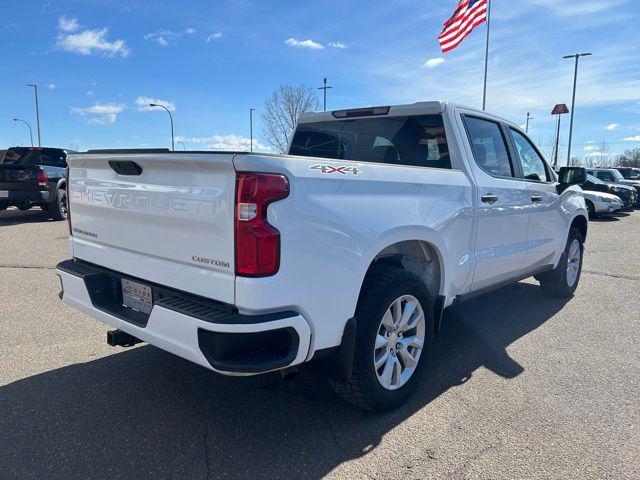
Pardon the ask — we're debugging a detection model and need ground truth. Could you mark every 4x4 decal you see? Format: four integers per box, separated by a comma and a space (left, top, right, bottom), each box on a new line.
310, 164, 360, 175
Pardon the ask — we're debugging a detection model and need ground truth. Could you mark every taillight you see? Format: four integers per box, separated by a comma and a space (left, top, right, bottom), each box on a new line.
66, 166, 72, 236
235, 172, 289, 277
37, 169, 49, 188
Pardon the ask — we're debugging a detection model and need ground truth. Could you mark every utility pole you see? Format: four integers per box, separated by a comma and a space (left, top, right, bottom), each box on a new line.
13, 118, 34, 147
317, 77, 332, 111
149, 103, 174, 151
563, 52, 592, 165
249, 108, 255, 152
482, 0, 492, 111
26, 84, 41, 147
551, 104, 569, 168
525, 112, 533, 133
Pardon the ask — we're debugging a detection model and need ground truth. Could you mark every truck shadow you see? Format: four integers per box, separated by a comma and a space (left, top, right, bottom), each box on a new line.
1, 283, 569, 479
0, 207, 56, 226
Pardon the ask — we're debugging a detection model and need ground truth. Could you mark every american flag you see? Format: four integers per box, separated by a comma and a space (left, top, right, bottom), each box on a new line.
439, 0, 489, 53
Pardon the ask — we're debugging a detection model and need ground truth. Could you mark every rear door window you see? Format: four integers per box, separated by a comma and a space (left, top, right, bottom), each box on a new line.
289, 114, 451, 169
462, 116, 514, 178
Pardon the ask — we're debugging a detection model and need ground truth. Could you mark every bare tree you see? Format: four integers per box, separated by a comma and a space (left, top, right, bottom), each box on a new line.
597, 140, 611, 166
537, 135, 558, 164
262, 84, 319, 153
618, 148, 640, 167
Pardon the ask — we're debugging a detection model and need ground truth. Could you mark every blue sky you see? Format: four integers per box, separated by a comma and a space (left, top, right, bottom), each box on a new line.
2, 0, 639, 161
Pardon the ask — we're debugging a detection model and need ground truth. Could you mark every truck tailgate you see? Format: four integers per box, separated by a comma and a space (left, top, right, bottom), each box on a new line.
0, 165, 40, 192
68, 152, 237, 304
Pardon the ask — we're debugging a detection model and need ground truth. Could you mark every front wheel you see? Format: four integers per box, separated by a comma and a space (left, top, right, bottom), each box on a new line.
330, 266, 434, 412
539, 227, 584, 297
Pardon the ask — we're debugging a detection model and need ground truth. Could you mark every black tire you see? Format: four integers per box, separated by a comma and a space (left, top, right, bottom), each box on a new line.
330, 265, 434, 412
49, 188, 68, 221
585, 200, 596, 219
539, 227, 584, 297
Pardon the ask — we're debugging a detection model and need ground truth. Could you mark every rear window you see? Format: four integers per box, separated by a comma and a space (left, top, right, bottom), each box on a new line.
1, 148, 66, 167
289, 114, 451, 169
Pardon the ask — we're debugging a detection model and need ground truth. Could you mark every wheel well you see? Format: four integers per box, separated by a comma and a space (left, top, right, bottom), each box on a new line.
363, 240, 442, 301
571, 215, 588, 242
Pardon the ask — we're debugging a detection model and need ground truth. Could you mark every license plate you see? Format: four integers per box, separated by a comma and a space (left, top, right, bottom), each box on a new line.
121, 278, 153, 315
0, 191, 8, 198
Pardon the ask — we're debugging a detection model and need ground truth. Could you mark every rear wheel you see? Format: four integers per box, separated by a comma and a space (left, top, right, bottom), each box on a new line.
539, 227, 583, 297
330, 266, 434, 412
49, 189, 68, 221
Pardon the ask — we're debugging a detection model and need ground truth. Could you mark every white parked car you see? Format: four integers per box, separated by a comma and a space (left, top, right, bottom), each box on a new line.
56, 101, 589, 411
580, 189, 623, 218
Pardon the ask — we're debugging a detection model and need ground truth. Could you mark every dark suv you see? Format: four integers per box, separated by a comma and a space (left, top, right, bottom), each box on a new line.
582, 174, 636, 210
0, 147, 68, 220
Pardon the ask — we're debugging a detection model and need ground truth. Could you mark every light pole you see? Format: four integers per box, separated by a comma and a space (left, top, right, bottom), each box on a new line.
318, 77, 332, 111
13, 118, 34, 147
26, 84, 41, 147
563, 52, 591, 165
149, 103, 174, 151
177, 141, 186, 151
525, 112, 533, 133
249, 108, 255, 152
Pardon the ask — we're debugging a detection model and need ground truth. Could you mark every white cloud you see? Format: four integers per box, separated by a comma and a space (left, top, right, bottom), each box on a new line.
70, 102, 126, 124
144, 30, 180, 47
85, 90, 94, 96
136, 96, 176, 112
285, 38, 324, 50
606, 123, 620, 131
584, 146, 596, 151
586, 151, 610, 158
184, 27, 196, 34
327, 41, 346, 49
57, 27, 130, 57
46, 83, 56, 90
176, 134, 270, 152
58, 16, 79, 33
206, 32, 222, 42
423, 57, 445, 69
623, 135, 640, 142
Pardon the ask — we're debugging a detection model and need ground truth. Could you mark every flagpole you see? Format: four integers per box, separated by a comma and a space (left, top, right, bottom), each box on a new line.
482, 0, 491, 111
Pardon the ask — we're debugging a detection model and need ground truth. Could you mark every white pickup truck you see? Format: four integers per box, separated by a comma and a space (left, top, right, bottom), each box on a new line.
56, 101, 588, 411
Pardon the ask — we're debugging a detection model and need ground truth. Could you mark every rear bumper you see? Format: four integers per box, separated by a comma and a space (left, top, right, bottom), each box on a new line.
0, 189, 49, 205
56, 259, 311, 375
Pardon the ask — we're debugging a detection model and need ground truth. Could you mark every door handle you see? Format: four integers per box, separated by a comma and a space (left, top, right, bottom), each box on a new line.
531, 195, 544, 203
481, 194, 499, 204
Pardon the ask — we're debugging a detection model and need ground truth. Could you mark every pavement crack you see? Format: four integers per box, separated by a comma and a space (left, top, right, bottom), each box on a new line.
582, 269, 639, 281
203, 405, 212, 480
0, 264, 55, 270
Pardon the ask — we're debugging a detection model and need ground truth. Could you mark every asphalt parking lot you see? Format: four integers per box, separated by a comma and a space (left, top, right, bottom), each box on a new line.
1, 208, 638, 480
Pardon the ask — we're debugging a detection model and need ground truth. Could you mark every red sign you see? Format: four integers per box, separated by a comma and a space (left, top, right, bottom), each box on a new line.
552, 104, 569, 115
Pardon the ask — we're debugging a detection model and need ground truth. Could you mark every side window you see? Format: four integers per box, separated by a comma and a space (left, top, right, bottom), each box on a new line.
463, 116, 514, 178
597, 171, 614, 182
509, 129, 550, 182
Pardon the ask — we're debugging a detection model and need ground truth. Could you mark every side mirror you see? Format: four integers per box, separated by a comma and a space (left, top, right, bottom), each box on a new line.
559, 166, 587, 185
